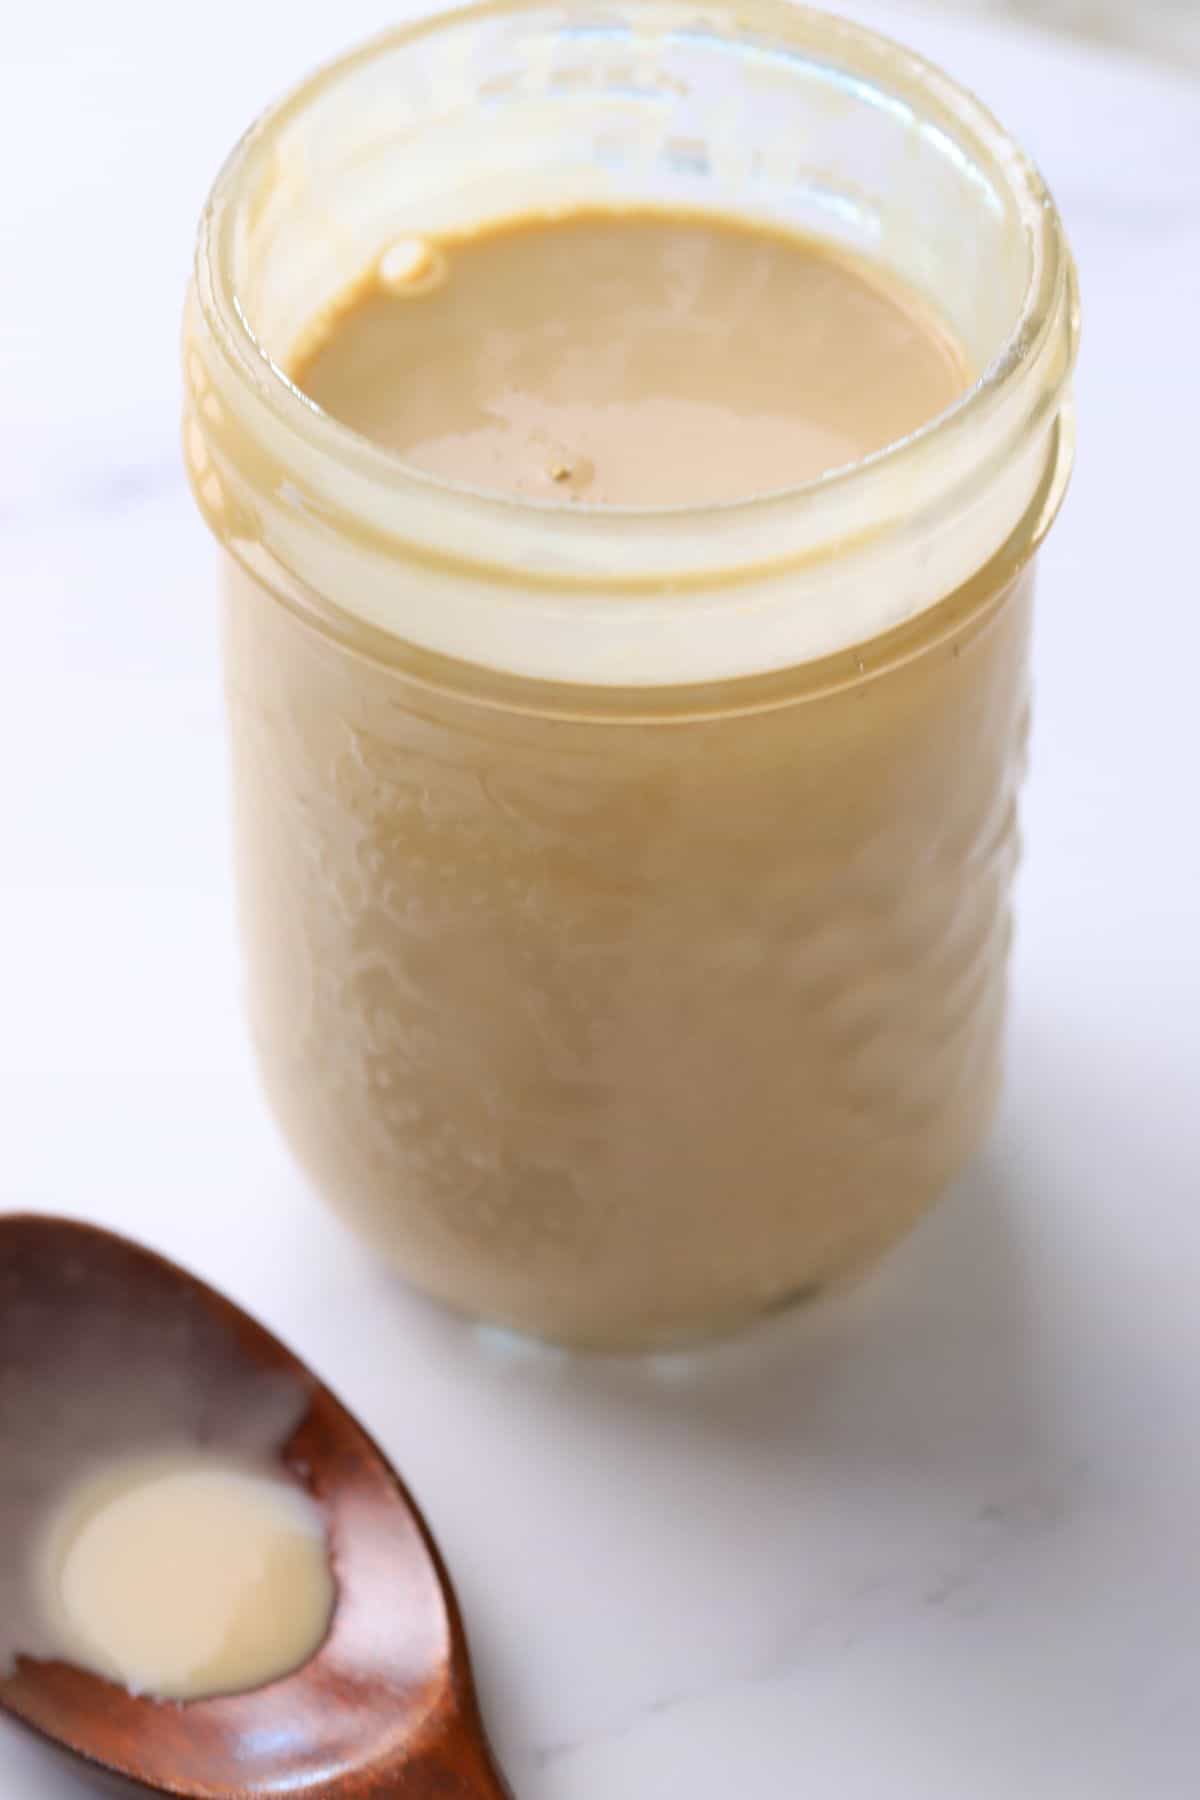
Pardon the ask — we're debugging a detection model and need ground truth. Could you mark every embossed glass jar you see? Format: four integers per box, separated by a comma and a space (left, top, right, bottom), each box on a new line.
183, 0, 1078, 1348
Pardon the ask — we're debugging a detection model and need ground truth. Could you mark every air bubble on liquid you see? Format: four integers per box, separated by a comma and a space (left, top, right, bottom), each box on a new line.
378, 237, 446, 294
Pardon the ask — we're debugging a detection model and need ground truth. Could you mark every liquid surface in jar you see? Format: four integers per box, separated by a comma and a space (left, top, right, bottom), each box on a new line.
288, 209, 971, 507
35, 1452, 334, 1701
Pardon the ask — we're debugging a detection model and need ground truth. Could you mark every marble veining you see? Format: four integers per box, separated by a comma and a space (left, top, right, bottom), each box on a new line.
928, 0, 1200, 70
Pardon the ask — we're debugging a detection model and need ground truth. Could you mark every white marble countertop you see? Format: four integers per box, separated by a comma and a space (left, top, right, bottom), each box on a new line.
3, 2, 1200, 1795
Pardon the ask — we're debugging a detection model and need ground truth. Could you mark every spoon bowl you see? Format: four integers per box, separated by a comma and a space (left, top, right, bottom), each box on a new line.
0, 1213, 511, 1798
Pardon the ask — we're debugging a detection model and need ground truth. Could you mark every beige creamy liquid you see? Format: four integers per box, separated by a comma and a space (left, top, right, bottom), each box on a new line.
0, 1240, 335, 1694
216, 208, 1027, 1348
291, 211, 969, 506
37, 1453, 334, 1701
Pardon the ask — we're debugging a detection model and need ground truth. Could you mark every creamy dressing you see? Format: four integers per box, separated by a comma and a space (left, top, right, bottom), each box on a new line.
290, 209, 970, 508
35, 1452, 334, 1701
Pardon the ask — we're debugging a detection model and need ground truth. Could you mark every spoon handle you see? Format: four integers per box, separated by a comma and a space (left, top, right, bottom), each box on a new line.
403, 1724, 515, 1797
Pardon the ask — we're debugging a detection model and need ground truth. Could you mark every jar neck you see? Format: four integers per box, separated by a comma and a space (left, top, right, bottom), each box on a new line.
184, 0, 1079, 689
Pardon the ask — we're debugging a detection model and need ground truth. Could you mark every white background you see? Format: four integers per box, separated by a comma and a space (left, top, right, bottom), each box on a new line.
933, 0, 1200, 70
3, 2, 1200, 1795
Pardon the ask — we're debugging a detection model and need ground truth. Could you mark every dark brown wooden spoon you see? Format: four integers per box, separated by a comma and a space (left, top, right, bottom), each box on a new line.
0, 1213, 513, 1798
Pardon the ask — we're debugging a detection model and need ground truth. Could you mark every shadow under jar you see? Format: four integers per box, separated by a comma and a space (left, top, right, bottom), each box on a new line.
184, 0, 1079, 1350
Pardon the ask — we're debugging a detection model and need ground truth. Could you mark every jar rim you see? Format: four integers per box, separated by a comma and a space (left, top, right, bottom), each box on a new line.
189, 0, 1080, 685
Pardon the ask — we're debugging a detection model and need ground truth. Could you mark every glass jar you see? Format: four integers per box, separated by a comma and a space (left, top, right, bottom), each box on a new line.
184, 0, 1079, 1349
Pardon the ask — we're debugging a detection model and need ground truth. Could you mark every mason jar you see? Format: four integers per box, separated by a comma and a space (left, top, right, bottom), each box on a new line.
183, 0, 1079, 1348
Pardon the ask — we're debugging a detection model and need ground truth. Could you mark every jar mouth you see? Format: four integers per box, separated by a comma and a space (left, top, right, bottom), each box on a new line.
189, 0, 1079, 684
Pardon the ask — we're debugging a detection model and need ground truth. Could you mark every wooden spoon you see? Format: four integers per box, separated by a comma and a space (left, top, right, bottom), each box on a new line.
0, 1213, 513, 1798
